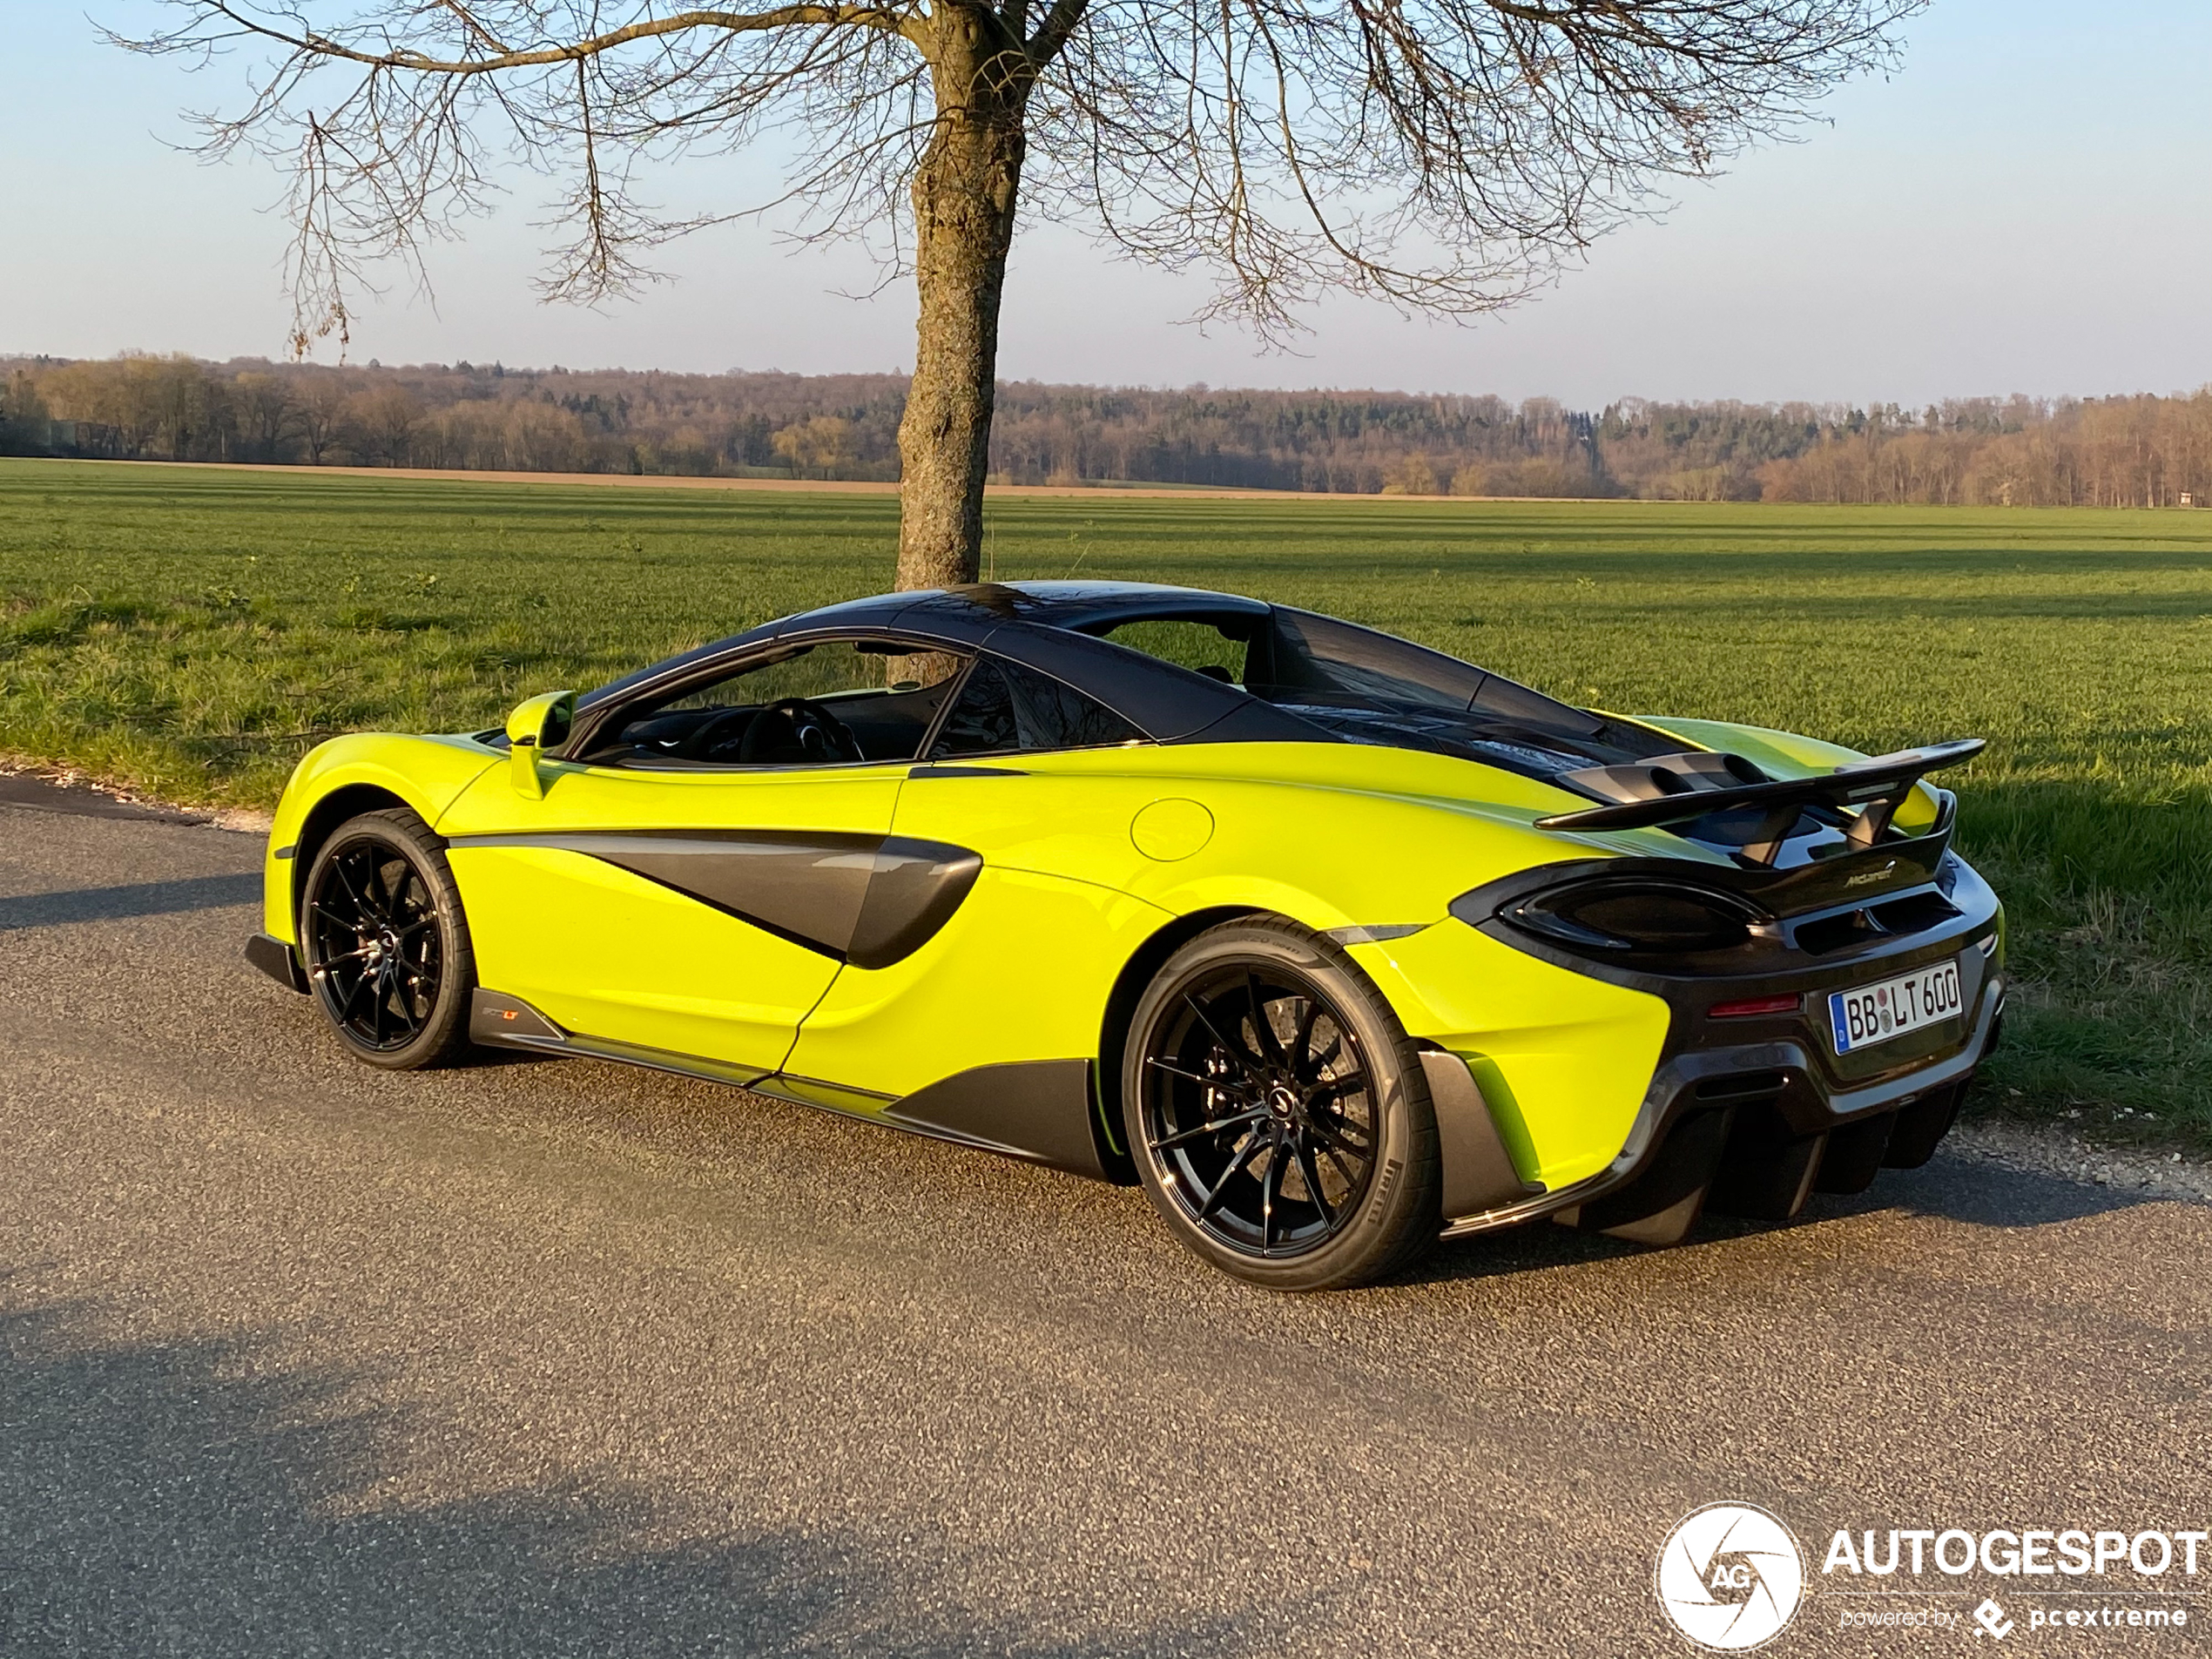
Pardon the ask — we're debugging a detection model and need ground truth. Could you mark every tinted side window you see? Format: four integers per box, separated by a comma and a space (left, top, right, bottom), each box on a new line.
590, 640, 966, 766
931, 657, 1144, 758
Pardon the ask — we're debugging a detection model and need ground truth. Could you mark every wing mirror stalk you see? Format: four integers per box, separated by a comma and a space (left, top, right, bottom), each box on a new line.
505, 691, 577, 799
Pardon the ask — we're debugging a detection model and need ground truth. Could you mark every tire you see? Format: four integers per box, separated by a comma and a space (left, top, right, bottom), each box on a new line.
299, 806, 476, 1070
1122, 918, 1440, 1290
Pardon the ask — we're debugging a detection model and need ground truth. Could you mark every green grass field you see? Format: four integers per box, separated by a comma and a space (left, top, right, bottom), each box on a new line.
7, 458, 2211, 1150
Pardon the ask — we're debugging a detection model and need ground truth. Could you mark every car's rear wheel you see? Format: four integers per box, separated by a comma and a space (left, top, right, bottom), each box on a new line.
1123, 919, 1440, 1290
300, 808, 475, 1069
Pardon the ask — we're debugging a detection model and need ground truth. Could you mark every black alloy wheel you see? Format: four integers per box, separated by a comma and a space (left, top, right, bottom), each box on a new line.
1144, 964, 1378, 1254
1125, 920, 1440, 1290
300, 808, 475, 1069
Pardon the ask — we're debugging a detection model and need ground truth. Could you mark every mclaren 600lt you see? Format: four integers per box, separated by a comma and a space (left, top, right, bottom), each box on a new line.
249, 582, 2001, 1287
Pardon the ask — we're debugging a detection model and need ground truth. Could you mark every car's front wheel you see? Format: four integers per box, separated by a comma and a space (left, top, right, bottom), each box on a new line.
1123, 919, 1440, 1290
300, 807, 475, 1069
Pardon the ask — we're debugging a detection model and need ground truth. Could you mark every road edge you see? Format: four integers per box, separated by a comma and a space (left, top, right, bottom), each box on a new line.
0, 758, 275, 834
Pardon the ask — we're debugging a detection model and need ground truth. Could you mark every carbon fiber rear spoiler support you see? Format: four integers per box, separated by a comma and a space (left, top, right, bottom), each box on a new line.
1534, 738, 1986, 867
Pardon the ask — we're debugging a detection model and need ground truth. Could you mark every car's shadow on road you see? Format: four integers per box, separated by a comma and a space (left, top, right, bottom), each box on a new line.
1413, 1153, 2173, 1287
1823, 1153, 2171, 1229
0, 873, 263, 932
0, 1292, 1284, 1659
429, 1031, 2174, 1295
167, 961, 2187, 1301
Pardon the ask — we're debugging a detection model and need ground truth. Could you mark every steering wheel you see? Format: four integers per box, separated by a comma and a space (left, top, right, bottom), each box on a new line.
674, 705, 755, 762
736, 697, 865, 765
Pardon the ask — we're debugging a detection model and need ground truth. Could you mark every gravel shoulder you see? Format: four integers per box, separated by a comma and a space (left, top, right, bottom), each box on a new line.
1948, 1115, 2212, 1203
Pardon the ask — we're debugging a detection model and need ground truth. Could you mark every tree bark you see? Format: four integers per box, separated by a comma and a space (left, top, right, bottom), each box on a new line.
894, 8, 1028, 591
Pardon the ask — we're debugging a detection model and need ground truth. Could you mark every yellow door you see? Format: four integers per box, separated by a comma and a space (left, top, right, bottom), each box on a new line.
442, 759, 906, 1076
443, 634, 973, 1075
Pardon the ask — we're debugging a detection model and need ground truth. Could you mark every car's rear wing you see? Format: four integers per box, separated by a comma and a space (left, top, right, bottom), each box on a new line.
1534, 738, 1985, 866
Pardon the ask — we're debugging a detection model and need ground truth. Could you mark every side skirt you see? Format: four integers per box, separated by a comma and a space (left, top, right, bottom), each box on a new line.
468, 989, 1111, 1182
886, 1060, 1108, 1180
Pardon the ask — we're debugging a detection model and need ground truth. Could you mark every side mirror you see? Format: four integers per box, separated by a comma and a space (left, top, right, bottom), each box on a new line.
505, 690, 576, 800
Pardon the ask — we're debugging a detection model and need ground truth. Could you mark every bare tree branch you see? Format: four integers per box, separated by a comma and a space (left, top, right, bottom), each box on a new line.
116, 0, 1923, 578
122, 0, 1919, 347
128, 2, 918, 70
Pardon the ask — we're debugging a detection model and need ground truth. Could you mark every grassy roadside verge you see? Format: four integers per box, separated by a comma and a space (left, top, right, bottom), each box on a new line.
6, 458, 2211, 1154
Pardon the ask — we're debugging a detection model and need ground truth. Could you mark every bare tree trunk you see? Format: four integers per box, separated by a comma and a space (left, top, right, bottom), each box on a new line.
895, 10, 1027, 591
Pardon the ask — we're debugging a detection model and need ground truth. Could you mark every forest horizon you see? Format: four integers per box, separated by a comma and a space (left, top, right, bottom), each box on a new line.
5, 351, 2206, 510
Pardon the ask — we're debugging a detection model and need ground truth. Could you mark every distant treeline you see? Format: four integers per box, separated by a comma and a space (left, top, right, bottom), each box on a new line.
2, 352, 2206, 507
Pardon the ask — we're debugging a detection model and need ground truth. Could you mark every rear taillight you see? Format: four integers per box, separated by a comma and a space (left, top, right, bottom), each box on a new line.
1501, 880, 1764, 955
1710, 994, 1800, 1019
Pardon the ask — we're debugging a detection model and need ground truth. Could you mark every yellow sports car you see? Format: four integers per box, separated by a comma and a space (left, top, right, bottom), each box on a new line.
248, 582, 2002, 1287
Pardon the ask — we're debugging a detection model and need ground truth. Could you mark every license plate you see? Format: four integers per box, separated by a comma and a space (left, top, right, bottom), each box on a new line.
1827, 960, 1964, 1055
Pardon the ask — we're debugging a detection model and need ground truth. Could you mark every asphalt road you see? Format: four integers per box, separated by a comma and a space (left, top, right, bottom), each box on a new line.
3, 787, 2207, 1657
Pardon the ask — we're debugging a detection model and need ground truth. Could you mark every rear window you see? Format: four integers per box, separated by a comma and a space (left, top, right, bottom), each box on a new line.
1255, 608, 1483, 711
1094, 618, 1249, 686
1090, 604, 1598, 737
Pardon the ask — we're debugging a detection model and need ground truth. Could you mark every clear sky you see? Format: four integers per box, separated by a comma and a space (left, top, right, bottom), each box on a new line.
5, 0, 2208, 407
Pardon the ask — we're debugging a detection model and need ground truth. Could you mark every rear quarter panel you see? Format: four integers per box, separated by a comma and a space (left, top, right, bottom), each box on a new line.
783, 867, 1172, 1100
890, 742, 1676, 1189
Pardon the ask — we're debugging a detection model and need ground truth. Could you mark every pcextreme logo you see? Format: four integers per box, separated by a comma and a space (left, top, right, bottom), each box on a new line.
1656, 1503, 1808, 1651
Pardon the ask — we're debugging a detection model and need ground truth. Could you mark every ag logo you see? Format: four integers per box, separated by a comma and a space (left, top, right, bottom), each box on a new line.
1656, 1502, 1806, 1650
